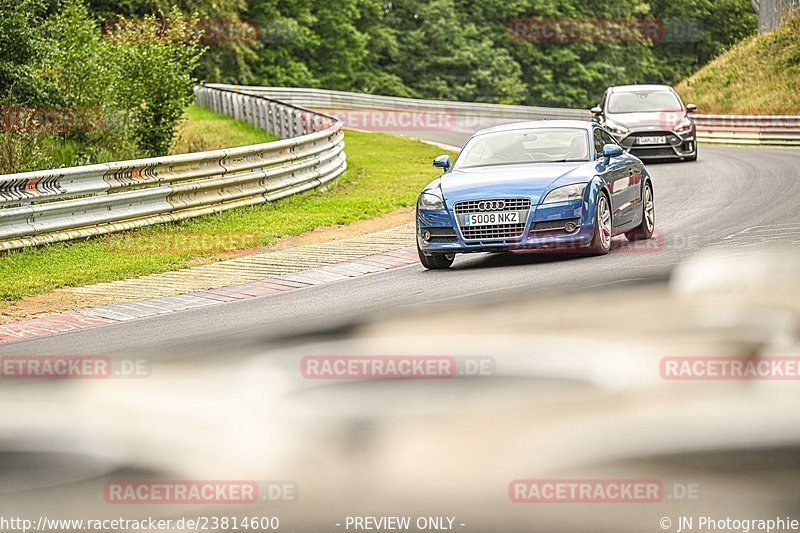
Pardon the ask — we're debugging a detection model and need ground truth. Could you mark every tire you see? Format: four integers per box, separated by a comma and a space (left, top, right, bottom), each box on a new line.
417, 244, 455, 269
625, 182, 655, 241
587, 191, 612, 255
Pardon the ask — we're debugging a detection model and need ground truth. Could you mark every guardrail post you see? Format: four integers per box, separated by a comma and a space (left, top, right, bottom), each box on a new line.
268, 102, 276, 136
279, 107, 287, 139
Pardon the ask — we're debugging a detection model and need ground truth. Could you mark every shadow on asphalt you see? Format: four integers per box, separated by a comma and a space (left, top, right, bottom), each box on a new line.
445, 236, 650, 271
449, 250, 589, 271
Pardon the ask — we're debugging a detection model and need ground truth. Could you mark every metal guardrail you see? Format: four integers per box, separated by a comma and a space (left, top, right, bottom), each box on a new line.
0, 86, 345, 252
693, 114, 800, 146
207, 84, 592, 122
216, 85, 800, 148
1, 86, 795, 253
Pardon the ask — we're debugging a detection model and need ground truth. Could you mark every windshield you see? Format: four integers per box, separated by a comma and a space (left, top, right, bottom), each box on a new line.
607, 91, 683, 113
454, 128, 590, 169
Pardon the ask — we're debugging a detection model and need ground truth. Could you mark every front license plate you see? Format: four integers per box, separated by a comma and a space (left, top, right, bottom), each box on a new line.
464, 211, 519, 227
636, 136, 667, 145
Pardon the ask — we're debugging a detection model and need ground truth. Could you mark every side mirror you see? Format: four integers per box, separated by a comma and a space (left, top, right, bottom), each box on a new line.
433, 155, 451, 171
686, 104, 697, 113
590, 106, 603, 116
602, 144, 623, 165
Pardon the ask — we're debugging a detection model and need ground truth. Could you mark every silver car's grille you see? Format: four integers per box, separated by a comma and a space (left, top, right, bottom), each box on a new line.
455, 198, 530, 240
631, 147, 677, 158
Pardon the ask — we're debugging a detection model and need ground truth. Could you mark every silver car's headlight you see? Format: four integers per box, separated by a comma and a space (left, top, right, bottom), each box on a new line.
674, 117, 693, 133
418, 191, 445, 210
605, 122, 629, 135
542, 183, 588, 204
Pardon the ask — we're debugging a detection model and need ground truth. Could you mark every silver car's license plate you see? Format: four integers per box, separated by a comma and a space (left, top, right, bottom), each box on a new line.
464, 212, 519, 227
636, 136, 667, 145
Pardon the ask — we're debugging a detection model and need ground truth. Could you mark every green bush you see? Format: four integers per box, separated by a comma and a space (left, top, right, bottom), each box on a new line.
0, 0, 204, 173
104, 7, 204, 156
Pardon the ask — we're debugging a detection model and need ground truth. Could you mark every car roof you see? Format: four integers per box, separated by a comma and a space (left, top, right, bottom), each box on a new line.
607, 84, 675, 93
472, 119, 595, 137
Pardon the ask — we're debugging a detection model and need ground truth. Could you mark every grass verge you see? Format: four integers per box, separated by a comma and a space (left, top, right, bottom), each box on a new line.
0, 108, 452, 303
170, 104, 278, 153
676, 16, 800, 113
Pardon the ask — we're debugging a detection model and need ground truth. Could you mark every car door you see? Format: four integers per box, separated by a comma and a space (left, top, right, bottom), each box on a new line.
598, 128, 641, 226
593, 128, 630, 229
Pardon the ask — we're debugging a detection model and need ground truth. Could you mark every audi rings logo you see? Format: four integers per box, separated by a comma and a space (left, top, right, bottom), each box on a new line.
478, 200, 506, 211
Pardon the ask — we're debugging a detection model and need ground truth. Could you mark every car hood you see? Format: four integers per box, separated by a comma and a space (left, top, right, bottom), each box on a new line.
437, 163, 588, 204
606, 111, 687, 130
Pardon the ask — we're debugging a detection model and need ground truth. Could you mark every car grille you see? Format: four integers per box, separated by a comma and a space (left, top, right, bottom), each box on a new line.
454, 198, 531, 214
455, 198, 531, 241
631, 147, 677, 158
532, 218, 580, 232
460, 223, 526, 240
421, 227, 458, 243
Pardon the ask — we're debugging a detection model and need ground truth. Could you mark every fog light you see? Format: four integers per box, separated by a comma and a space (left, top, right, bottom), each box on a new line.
564, 221, 577, 232
423, 231, 431, 240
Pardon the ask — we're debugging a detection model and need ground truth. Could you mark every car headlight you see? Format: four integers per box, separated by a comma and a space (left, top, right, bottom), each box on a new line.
542, 183, 588, 204
674, 117, 693, 133
605, 122, 629, 135
418, 191, 445, 210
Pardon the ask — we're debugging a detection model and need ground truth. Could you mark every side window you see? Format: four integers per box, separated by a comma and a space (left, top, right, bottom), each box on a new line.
600, 129, 619, 147
593, 129, 605, 158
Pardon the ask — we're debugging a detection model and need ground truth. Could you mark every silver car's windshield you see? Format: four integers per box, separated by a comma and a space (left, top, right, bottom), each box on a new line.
607, 91, 683, 113
454, 128, 590, 169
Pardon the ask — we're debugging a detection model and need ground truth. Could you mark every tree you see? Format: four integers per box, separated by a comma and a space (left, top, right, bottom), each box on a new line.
0, 0, 49, 103
648, 0, 757, 84
87, 0, 256, 83
382, 0, 527, 103
105, 7, 204, 155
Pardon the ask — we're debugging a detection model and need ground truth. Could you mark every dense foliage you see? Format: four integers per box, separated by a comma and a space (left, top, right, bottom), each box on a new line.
0, 0, 202, 172
83, 0, 758, 108
0, 0, 758, 172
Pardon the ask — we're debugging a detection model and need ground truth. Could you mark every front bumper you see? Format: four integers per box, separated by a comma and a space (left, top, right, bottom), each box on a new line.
612, 128, 696, 160
417, 199, 594, 254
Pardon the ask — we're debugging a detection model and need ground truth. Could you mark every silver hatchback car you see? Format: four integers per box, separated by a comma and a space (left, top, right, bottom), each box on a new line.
591, 85, 698, 162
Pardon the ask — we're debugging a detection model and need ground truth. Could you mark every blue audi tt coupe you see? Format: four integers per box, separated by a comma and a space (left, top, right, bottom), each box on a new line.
416, 120, 655, 269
